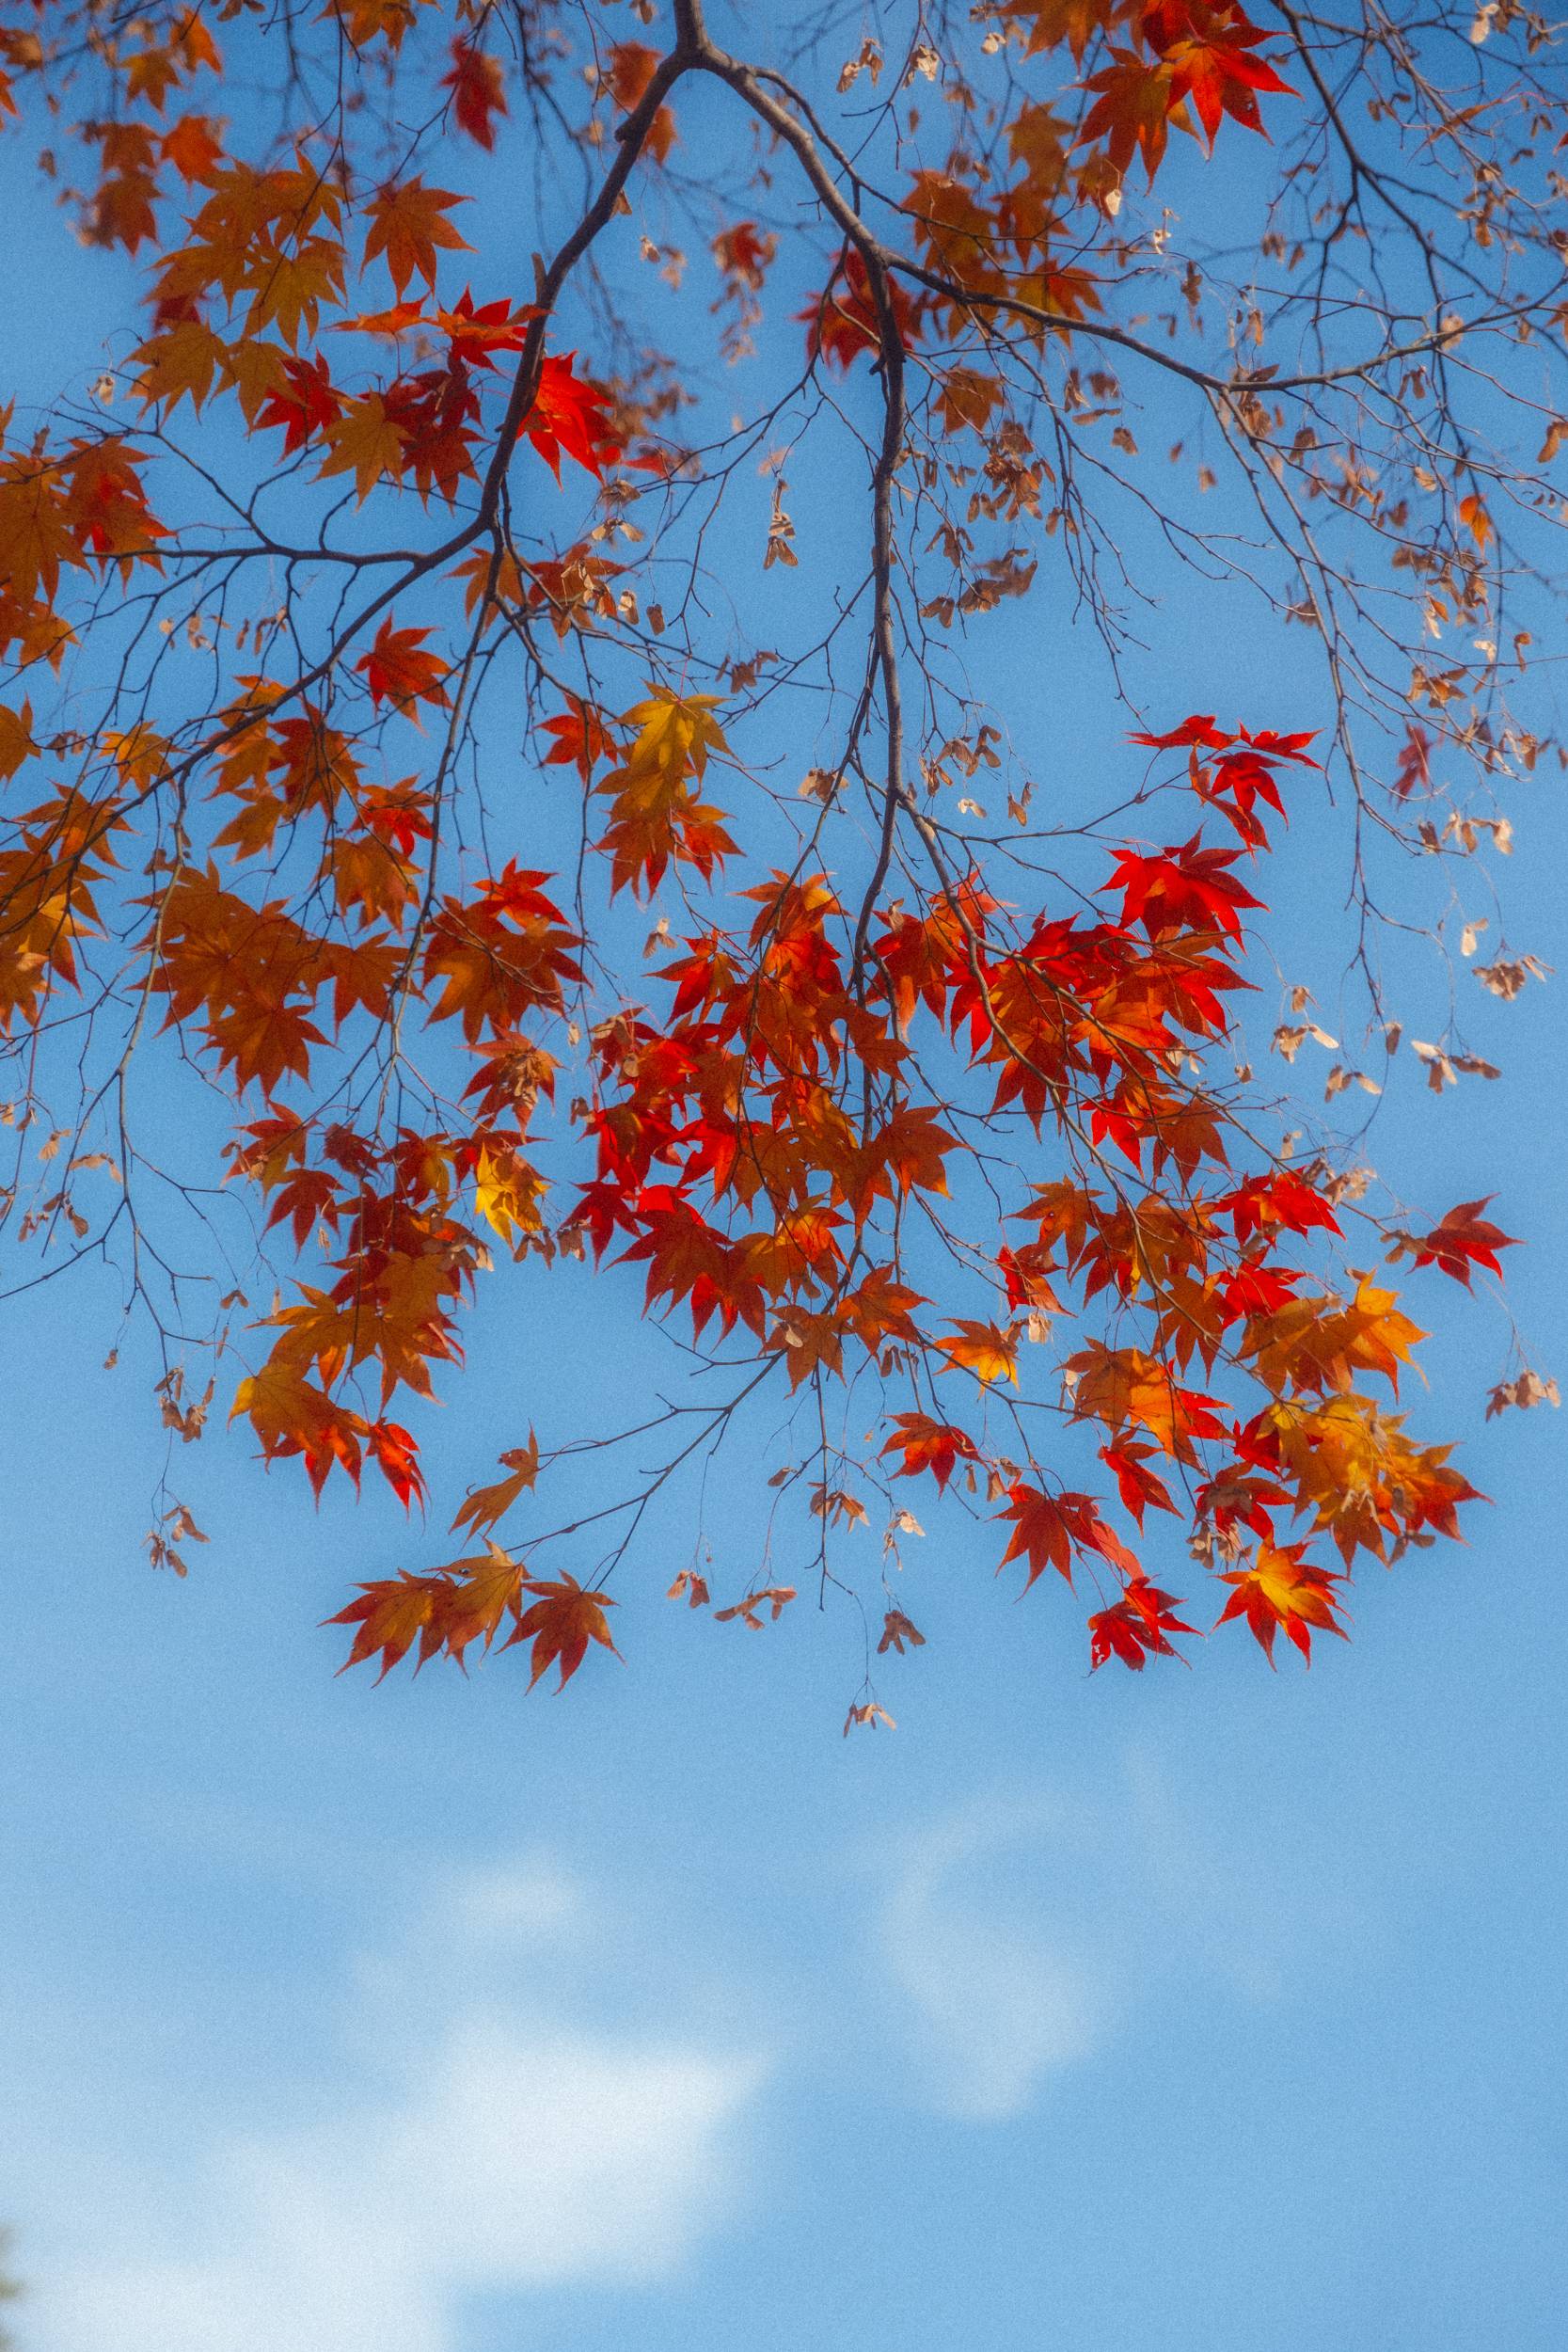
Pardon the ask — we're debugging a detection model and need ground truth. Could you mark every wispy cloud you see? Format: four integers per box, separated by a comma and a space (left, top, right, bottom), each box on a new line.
879, 1796, 1119, 2121
35, 1864, 765, 2352
878, 1755, 1315, 2121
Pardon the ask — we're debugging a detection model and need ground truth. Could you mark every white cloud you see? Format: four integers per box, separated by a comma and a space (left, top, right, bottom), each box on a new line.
877, 1756, 1307, 2122
34, 1864, 765, 2352
879, 1797, 1120, 2121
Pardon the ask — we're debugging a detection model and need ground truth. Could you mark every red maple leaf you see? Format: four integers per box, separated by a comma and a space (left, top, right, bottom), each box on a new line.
524, 353, 621, 480
1143, 0, 1296, 146
1103, 833, 1264, 937
996, 1481, 1140, 1590
605, 43, 677, 163
1217, 1169, 1340, 1247
436, 289, 534, 367
800, 249, 923, 371
1131, 714, 1234, 751
1402, 1197, 1519, 1285
1099, 1440, 1178, 1526
714, 220, 777, 289
367, 1418, 427, 1511
1077, 52, 1182, 183
256, 353, 341, 453
503, 1574, 619, 1690
441, 38, 508, 151
356, 618, 451, 718
1089, 1576, 1197, 1669
540, 700, 620, 782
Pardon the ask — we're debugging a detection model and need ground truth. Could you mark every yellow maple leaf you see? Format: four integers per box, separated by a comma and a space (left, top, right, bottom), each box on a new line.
473, 1144, 546, 1254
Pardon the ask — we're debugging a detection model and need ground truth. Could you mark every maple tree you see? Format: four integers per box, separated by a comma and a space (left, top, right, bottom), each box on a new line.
0, 0, 1558, 1721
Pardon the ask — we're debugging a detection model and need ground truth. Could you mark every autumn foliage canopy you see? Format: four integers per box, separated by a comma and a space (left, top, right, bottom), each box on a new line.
0, 0, 1559, 1720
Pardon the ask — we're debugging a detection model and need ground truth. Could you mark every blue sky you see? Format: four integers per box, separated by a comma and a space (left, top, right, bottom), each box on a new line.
3, 25, 1568, 2351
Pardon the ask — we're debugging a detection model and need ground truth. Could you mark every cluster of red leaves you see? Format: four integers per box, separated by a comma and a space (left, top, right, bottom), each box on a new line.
1081, 0, 1294, 183
403, 714, 1479, 1682
124, 136, 634, 506
13, 657, 1488, 1692
0, 1, 1512, 1716
800, 0, 1294, 379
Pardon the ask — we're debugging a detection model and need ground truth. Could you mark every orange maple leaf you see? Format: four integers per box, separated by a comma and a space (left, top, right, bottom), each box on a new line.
315, 392, 406, 502
451, 1429, 541, 1537
999, 0, 1121, 63
230, 1356, 372, 1495
936, 1318, 1021, 1387
327, 1544, 531, 1678
800, 248, 922, 370
848, 1104, 958, 1226
880, 1412, 981, 1490
421, 864, 582, 1042
327, 1570, 440, 1679
503, 1574, 619, 1689
363, 179, 471, 295
605, 42, 676, 164
1065, 1340, 1227, 1460
162, 113, 225, 186
1077, 52, 1182, 183
1216, 1540, 1349, 1664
